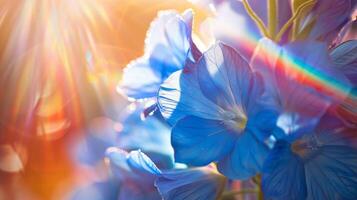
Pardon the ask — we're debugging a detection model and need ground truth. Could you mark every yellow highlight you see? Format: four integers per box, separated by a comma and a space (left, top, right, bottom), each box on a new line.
236, 115, 248, 131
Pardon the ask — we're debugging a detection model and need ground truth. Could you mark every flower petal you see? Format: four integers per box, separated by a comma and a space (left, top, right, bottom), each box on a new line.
197, 42, 260, 112
248, 108, 279, 141
155, 167, 226, 200
262, 140, 307, 200
158, 69, 225, 125
126, 150, 162, 176
119, 58, 163, 99
330, 40, 357, 83
275, 84, 331, 136
305, 145, 357, 199
314, 113, 357, 148
164, 12, 192, 67
251, 39, 333, 136
117, 103, 174, 169
281, 41, 351, 101
105, 148, 136, 181
144, 10, 179, 54
147, 10, 194, 78
119, 10, 195, 99
106, 148, 160, 197
218, 131, 269, 179
171, 115, 236, 166
118, 184, 161, 200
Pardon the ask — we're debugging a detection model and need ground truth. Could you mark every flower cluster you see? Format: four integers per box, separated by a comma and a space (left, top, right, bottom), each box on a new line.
84, 1, 357, 199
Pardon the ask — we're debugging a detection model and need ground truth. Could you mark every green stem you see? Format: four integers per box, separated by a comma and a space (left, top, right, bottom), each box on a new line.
241, 0, 271, 38
268, 0, 278, 37
256, 175, 264, 200
258, 187, 264, 200
274, 0, 315, 42
222, 189, 259, 198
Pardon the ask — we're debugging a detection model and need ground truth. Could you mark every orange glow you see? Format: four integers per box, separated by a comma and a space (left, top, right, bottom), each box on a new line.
0, 1, 209, 199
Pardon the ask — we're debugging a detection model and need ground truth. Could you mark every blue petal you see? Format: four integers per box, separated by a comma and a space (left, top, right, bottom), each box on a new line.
117, 103, 174, 169
164, 10, 202, 64
250, 38, 284, 115
145, 10, 188, 58
163, 13, 191, 68
119, 58, 163, 99
197, 42, 263, 113
105, 148, 135, 181
146, 10, 194, 79
262, 140, 307, 200
158, 69, 224, 125
171, 115, 236, 166
274, 83, 331, 136
330, 40, 357, 84
305, 145, 357, 200
281, 40, 351, 101
218, 131, 269, 179
106, 148, 159, 196
250, 38, 281, 100
313, 113, 357, 148
281, 41, 336, 78
247, 108, 279, 141
155, 167, 226, 200
252, 39, 336, 136
118, 184, 161, 200
119, 10, 195, 99
126, 150, 162, 176
331, 40, 357, 68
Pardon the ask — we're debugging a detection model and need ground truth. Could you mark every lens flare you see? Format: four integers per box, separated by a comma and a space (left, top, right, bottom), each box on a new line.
0, 0, 120, 140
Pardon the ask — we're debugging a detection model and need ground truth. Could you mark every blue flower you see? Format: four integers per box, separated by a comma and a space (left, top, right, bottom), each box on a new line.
262, 113, 357, 200
331, 40, 357, 76
106, 148, 161, 200
73, 102, 173, 168
158, 42, 278, 179
330, 40, 357, 124
116, 102, 174, 169
106, 148, 226, 200
118, 9, 201, 100
71, 102, 174, 199
250, 38, 351, 137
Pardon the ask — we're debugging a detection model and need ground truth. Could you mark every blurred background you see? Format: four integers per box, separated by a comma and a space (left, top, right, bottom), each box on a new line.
0, 1, 209, 199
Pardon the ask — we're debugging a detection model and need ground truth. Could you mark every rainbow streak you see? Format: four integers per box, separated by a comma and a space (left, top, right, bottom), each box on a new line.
277, 51, 352, 100
211, 18, 352, 101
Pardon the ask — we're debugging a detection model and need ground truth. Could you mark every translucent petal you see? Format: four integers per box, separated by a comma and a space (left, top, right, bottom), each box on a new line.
156, 167, 226, 200
158, 69, 224, 125
171, 115, 236, 166
218, 131, 269, 179
305, 145, 357, 200
262, 140, 307, 200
